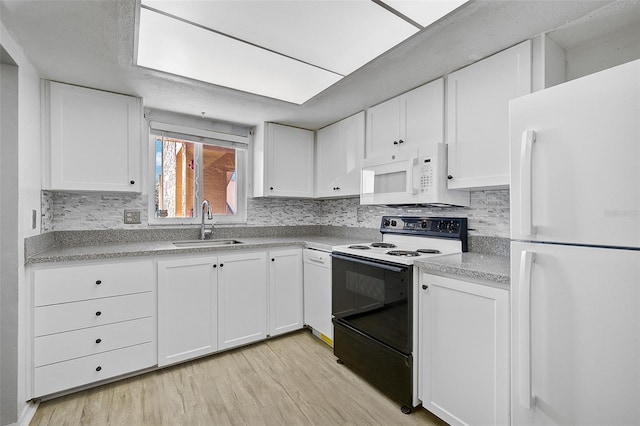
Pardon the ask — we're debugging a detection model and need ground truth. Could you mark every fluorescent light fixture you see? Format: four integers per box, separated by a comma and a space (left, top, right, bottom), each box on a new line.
136, 1, 469, 104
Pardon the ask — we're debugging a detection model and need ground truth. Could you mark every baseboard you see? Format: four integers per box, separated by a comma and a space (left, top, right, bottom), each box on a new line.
17, 400, 39, 426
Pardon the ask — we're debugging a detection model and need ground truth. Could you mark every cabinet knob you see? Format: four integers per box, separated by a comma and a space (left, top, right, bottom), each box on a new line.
422, 284, 428, 290
398, 139, 404, 144
96, 366, 102, 372
95, 311, 102, 316
129, 180, 135, 185
213, 264, 217, 268
447, 175, 453, 180
95, 338, 102, 344
393, 140, 399, 145
271, 258, 275, 262
270, 187, 274, 190
95, 280, 102, 285
219, 263, 224, 268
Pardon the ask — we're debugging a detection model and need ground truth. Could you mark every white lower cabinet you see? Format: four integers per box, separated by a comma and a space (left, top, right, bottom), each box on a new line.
268, 248, 304, 337
157, 256, 218, 367
418, 273, 509, 426
217, 251, 268, 350
30, 259, 156, 398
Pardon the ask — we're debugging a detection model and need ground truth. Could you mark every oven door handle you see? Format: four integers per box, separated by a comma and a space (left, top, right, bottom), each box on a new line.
331, 253, 408, 273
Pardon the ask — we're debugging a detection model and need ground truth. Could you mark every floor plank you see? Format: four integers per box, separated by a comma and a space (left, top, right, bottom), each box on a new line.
31, 330, 448, 426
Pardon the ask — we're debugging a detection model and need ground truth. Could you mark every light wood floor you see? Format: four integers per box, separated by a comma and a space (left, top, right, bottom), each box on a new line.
31, 329, 448, 426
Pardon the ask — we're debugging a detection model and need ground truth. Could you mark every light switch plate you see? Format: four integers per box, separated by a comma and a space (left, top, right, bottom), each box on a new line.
124, 209, 141, 224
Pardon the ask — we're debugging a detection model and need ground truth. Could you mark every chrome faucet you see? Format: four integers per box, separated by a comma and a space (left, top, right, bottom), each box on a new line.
200, 199, 212, 240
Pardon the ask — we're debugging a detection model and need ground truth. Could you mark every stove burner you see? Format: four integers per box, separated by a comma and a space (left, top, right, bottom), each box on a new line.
386, 250, 421, 257
371, 242, 396, 249
417, 249, 441, 254
348, 245, 371, 250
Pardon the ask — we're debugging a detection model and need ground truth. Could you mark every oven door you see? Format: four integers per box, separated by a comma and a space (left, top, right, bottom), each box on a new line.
331, 253, 412, 354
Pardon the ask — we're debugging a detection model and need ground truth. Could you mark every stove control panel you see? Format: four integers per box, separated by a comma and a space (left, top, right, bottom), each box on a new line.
380, 216, 468, 251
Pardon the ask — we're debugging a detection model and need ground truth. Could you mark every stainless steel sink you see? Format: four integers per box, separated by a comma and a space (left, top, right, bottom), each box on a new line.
172, 239, 244, 248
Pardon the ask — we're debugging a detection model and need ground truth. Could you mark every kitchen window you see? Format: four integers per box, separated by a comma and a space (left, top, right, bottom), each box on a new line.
148, 118, 249, 225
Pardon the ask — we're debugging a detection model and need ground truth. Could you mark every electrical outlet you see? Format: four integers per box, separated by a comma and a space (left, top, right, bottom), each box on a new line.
124, 209, 141, 224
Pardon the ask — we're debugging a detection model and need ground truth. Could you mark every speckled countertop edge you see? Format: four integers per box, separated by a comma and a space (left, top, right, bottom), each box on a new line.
25, 235, 374, 265
415, 252, 510, 287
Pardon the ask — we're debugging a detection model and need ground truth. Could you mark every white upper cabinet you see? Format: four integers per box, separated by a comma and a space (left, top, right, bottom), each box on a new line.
446, 40, 532, 190
366, 78, 444, 160
315, 111, 364, 198
43, 81, 142, 192
253, 122, 314, 198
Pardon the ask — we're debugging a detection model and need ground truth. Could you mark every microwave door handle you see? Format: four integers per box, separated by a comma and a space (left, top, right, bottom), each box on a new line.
331, 253, 408, 273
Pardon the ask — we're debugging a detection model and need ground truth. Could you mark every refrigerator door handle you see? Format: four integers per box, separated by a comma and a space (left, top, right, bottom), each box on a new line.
518, 250, 535, 409
520, 130, 536, 236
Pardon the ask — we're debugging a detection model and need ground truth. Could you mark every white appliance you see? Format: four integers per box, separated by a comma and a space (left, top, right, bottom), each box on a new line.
510, 59, 640, 426
302, 248, 333, 343
360, 144, 469, 207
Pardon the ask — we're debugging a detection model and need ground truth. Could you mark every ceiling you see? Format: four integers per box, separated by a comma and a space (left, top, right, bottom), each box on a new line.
0, 0, 624, 130
135, 0, 467, 104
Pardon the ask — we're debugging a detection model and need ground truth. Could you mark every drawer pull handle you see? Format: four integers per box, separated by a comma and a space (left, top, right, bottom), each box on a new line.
95, 311, 102, 316
95, 338, 102, 344
95, 280, 102, 285
96, 366, 102, 372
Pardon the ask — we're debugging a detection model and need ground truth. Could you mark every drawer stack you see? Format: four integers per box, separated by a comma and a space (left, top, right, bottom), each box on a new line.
32, 260, 156, 397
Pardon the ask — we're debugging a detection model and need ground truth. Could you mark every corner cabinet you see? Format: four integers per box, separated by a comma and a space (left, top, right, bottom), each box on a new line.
446, 40, 531, 190
42, 81, 142, 192
252, 122, 314, 198
315, 112, 364, 198
268, 249, 304, 336
418, 273, 509, 426
365, 78, 444, 160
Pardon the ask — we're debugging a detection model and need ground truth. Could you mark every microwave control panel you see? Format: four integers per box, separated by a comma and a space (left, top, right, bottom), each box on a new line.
417, 157, 434, 192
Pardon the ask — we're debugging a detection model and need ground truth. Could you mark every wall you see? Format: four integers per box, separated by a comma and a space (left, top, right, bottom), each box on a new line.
42, 189, 509, 237
1, 57, 19, 426
1, 21, 42, 426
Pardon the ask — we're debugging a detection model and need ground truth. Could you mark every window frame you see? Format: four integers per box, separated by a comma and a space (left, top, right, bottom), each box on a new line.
147, 120, 249, 226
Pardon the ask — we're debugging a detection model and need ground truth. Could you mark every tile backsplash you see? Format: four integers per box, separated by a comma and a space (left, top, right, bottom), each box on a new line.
42, 189, 510, 237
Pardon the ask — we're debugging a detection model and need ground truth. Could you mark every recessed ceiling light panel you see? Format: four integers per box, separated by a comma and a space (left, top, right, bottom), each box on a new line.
136, 7, 342, 104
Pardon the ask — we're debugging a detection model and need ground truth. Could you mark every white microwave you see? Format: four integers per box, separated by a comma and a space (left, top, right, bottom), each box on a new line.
360, 144, 469, 207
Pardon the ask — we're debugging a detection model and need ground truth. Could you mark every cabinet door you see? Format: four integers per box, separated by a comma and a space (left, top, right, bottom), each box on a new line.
339, 111, 365, 196
403, 78, 444, 149
157, 256, 217, 367
365, 96, 401, 158
218, 251, 268, 350
316, 112, 364, 198
419, 274, 509, 426
46, 81, 141, 192
447, 40, 531, 190
315, 123, 340, 197
268, 249, 303, 336
266, 123, 314, 197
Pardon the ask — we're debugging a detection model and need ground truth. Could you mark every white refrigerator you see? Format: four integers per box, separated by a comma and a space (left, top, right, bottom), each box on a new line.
510, 59, 639, 425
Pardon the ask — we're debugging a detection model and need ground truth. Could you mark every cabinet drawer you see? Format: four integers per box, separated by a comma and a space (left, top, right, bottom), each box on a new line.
34, 342, 156, 397
34, 292, 153, 337
34, 260, 153, 306
34, 317, 154, 367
